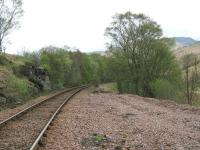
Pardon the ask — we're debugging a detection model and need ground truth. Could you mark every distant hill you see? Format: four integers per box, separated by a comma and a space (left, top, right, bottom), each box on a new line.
174, 37, 199, 48
174, 42, 200, 59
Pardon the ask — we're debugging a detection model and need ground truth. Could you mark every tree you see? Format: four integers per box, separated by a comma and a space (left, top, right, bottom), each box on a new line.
40, 46, 72, 88
182, 54, 200, 104
105, 12, 182, 97
0, 0, 23, 53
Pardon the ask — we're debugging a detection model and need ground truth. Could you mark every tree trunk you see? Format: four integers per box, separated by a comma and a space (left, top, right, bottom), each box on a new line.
0, 40, 2, 53
186, 68, 191, 104
134, 79, 139, 94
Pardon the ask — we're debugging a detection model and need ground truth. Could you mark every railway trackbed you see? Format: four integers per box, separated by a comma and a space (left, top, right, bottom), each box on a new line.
0, 86, 86, 150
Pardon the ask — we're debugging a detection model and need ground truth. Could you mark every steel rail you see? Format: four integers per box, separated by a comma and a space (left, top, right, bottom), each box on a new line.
0, 86, 84, 127
30, 86, 86, 150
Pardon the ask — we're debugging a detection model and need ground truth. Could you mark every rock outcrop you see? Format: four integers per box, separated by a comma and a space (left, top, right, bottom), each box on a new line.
19, 64, 51, 91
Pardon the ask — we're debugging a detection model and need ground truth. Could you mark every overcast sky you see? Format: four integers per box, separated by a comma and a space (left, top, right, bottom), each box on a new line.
6, 0, 200, 54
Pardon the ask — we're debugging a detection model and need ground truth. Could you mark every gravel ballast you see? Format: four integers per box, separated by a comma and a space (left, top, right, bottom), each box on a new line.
0, 90, 65, 123
0, 89, 78, 150
38, 89, 200, 150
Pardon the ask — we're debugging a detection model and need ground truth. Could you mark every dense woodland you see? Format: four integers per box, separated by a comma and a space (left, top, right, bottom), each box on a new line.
23, 47, 112, 88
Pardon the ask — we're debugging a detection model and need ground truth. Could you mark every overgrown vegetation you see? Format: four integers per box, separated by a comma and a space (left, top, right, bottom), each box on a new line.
7, 74, 32, 98
0, 46, 113, 110
0, 55, 37, 110
181, 54, 200, 105
105, 12, 184, 102
22, 46, 112, 89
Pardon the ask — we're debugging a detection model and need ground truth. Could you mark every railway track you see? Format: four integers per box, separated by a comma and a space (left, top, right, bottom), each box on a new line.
0, 86, 86, 150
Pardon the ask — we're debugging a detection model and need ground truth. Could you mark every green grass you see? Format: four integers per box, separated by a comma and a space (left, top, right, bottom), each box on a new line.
0, 54, 33, 99
94, 135, 104, 142
7, 74, 31, 97
110, 82, 118, 92
193, 101, 200, 107
100, 83, 118, 92
192, 94, 200, 107
0, 54, 42, 111
0, 65, 35, 110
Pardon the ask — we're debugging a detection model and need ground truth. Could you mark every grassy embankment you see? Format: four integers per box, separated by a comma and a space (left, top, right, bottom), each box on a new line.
0, 54, 51, 111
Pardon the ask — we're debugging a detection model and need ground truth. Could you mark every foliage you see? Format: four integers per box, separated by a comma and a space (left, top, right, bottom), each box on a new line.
39, 46, 72, 88
150, 79, 183, 102
7, 74, 32, 99
0, 65, 35, 105
181, 54, 200, 104
23, 46, 112, 89
105, 11, 183, 101
22, 51, 40, 66
94, 135, 104, 142
161, 38, 176, 49
0, 54, 10, 65
98, 83, 118, 93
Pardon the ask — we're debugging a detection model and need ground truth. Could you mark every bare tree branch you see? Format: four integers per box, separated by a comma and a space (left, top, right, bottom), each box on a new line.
0, 0, 23, 53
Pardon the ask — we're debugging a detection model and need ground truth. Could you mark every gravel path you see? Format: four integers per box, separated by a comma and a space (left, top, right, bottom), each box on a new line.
0, 90, 77, 150
38, 88, 200, 150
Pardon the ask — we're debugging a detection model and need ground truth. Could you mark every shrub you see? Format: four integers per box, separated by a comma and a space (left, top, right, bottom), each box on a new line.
0, 55, 11, 65
7, 74, 34, 99
150, 79, 184, 103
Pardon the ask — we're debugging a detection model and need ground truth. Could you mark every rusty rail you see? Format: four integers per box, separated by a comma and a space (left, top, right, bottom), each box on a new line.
0, 86, 87, 150
0, 86, 84, 127
30, 87, 86, 150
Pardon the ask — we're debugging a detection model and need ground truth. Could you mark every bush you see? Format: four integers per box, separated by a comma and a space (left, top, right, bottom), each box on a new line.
40, 47, 72, 89
150, 79, 184, 103
117, 81, 136, 94
0, 55, 11, 65
7, 74, 34, 99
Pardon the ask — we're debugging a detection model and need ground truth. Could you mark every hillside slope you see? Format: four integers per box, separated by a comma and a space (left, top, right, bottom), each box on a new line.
0, 54, 50, 110
175, 37, 198, 48
173, 42, 200, 59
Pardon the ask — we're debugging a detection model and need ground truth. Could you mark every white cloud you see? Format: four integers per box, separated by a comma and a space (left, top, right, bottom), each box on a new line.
6, 0, 200, 54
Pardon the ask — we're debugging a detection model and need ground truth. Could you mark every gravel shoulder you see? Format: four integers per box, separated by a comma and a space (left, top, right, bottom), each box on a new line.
38, 88, 200, 150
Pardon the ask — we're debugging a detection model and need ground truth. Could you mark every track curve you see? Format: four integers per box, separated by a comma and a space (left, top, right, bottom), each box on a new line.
0, 86, 86, 150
